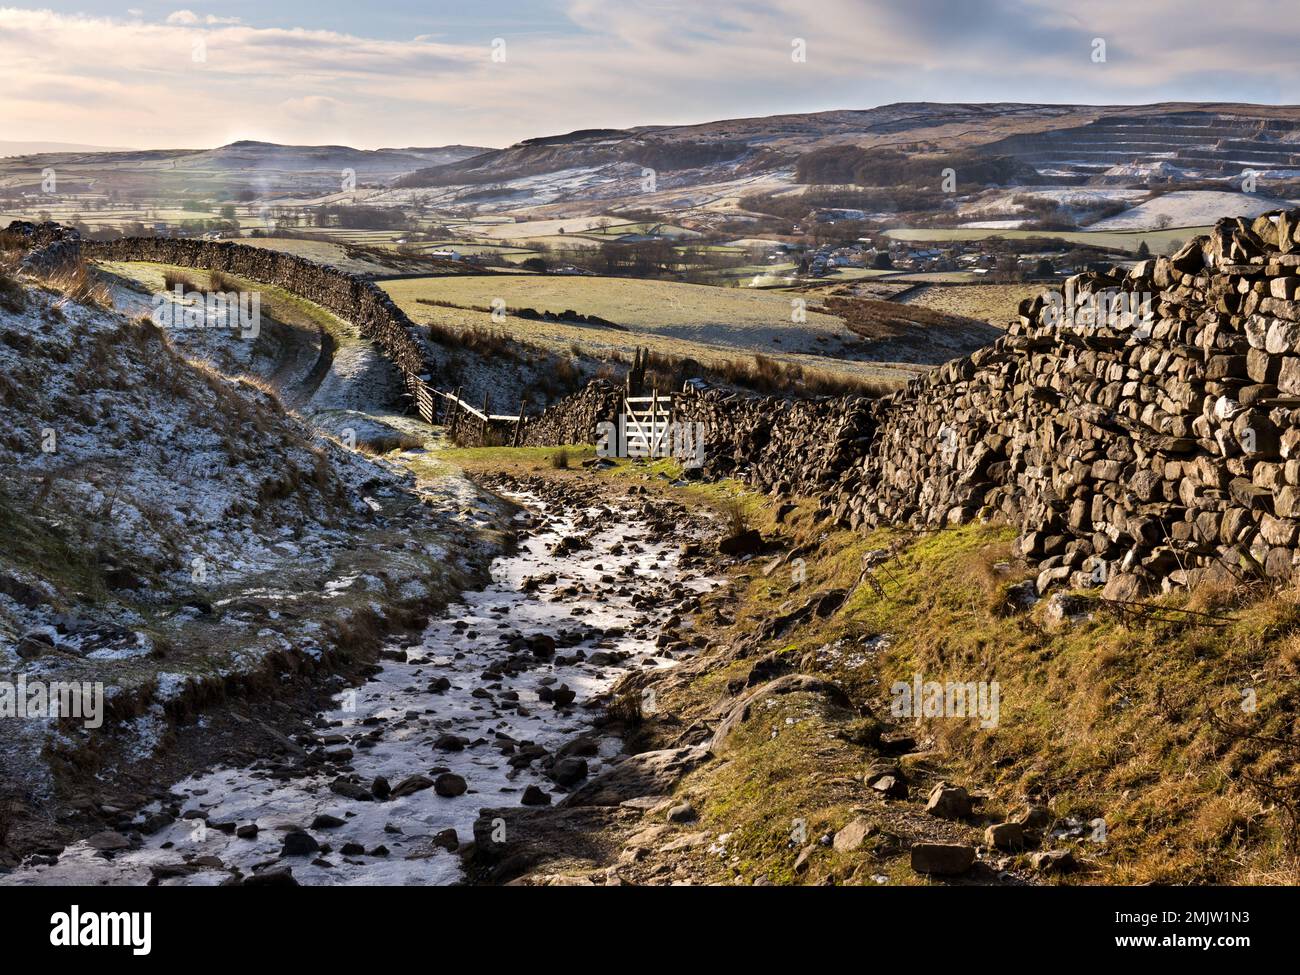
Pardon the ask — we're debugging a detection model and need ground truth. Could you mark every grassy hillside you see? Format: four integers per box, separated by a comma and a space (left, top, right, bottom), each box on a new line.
662, 483, 1300, 885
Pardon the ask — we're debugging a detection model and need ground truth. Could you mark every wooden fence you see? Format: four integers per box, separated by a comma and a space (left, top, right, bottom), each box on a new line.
415, 381, 530, 446
414, 345, 657, 447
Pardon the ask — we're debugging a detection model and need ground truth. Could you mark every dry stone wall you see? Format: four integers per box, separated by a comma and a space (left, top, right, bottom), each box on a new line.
81, 235, 434, 406
672, 389, 876, 498
525, 210, 1300, 597
519, 380, 625, 448
835, 209, 1300, 598
5, 220, 84, 274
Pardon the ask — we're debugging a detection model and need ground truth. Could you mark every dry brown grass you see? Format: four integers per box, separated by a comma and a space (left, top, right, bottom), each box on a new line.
629, 345, 898, 398
684, 491, 1300, 885
821, 293, 986, 338
717, 496, 751, 536
208, 269, 237, 293
39, 259, 113, 308
162, 269, 201, 293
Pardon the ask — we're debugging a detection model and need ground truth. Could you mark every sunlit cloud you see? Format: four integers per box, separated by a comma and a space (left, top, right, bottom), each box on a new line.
2, 2, 1300, 150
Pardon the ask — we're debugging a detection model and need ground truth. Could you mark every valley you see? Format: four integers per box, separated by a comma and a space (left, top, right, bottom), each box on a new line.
5, 97, 1300, 898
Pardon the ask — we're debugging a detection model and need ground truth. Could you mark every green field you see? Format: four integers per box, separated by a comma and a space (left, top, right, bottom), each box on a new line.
382, 273, 846, 347
379, 272, 922, 384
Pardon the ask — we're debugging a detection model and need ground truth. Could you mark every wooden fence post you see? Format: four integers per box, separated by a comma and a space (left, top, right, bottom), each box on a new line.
651, 387, 659, 457
451, 386, 462, 439
514, 396, 527, 448
481, 390, 490, 445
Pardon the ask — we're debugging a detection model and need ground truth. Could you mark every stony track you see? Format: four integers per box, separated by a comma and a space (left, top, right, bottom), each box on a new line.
3, 484, 714, 886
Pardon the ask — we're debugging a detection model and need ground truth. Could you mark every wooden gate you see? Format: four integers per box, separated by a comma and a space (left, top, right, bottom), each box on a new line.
622, 391, 673, 459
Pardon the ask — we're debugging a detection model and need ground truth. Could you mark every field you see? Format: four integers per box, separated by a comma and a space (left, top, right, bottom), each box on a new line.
1087, 189, 1297, 230
382, 273, 845, 351
894, 282, 1047, 326
383, 273, 935, 384
237, 237, 407, 275
380, 272, 1003, 387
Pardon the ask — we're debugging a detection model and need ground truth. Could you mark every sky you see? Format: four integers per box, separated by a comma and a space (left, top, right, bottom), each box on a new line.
3, 1, 1300, 150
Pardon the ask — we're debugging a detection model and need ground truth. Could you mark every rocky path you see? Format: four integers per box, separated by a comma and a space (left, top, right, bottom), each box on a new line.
3, 482, 714, 886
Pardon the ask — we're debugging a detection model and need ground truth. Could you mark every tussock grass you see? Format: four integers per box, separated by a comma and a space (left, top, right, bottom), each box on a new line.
38, 259, 112, 308
163, 269, 201, 293
717, 496, 751, 535
718, 503, 1300, 883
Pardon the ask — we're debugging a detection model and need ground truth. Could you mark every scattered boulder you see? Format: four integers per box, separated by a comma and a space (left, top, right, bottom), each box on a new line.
910, 842, 976, 876
281, 831, 319, 857
521, 785, 552, 806
242, 865, 298, 887
983, 822, 1025, 852
831, 818, 876, 853
870, 775, 908, 799
548, 757, 589, 787
434, 773, 467, 798
718, 529, 764, 557
1031, 848, 1077, 874
390, 774, 435, 798
924, 784, 971, 820
85, 831, 131, 852
666, 803, 697, 824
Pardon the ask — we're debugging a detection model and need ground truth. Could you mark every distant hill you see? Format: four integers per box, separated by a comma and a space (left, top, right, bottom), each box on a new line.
0, 140, 129, 157
0, 140, 492, 196
11, 105, 1300, 227
390, 102, 1300, 213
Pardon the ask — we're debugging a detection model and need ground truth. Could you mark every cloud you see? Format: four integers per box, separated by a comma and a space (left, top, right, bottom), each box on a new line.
2, 2, 1300, 150
165, 9, 242, 26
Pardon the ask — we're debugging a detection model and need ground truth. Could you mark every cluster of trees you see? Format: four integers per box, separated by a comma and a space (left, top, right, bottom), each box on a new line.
616, 137, 748, 172
520, 236, 761, 284
310, 205, 412, 229
741, 186, 944, 222
1007, 193, 1129, 231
